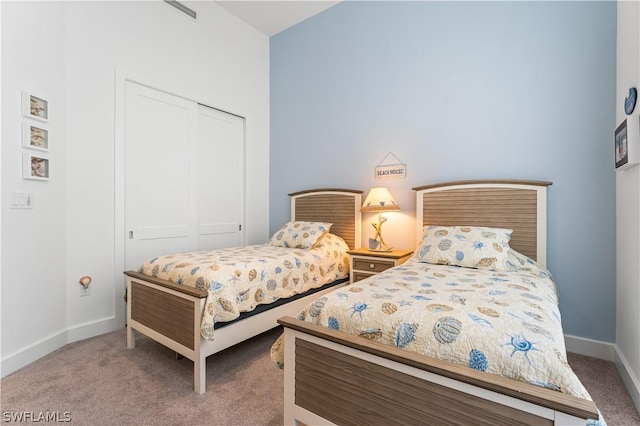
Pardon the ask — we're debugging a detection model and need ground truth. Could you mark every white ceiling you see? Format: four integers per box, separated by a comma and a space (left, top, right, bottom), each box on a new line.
215, 1, 341, 37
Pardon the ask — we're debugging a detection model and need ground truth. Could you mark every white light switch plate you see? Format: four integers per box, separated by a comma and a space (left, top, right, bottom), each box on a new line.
10, 192, 34, 209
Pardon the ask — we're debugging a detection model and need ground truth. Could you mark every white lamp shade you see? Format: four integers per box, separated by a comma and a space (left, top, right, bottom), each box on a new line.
361, 187, 400, 212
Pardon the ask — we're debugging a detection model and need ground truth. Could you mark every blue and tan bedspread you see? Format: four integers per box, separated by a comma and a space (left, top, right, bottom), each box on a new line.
271, 249, 597, 405
138, 233, 349, 340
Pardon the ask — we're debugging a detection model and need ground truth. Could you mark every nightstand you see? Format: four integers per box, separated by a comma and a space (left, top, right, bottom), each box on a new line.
347, 248, 414, 284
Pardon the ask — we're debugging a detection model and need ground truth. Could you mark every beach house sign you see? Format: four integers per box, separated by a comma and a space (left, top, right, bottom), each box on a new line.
375, 152, 406, 180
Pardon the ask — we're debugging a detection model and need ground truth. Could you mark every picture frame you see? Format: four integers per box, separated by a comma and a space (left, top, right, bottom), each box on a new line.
21, 122, 49, 151
615, 119, 628, 169
21, 91, 49, 122
22, 153, 50, 181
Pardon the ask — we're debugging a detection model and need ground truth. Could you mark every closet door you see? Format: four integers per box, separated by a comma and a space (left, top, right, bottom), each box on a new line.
124, 81, 198, 270
196, 105, 245, 249
123, 81, 245, 272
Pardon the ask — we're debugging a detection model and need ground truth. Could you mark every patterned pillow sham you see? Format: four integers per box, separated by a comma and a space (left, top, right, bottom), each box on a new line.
416, 225, 512, 271
313, 232, 349, 252
269, 221, 333, 249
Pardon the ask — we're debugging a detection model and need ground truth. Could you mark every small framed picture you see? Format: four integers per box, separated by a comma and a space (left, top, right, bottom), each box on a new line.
615, 119, 628, 169
22, 122, 49, 151
22, 91, 49, 122
23, 153, 50, 181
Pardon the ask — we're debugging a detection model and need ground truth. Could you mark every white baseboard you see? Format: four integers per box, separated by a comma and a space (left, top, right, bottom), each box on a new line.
613, 344, 640, 415
1, 317, 119, 378
564, 334, 616, 361
1, 329, 68, 378
66, 316, 118, 344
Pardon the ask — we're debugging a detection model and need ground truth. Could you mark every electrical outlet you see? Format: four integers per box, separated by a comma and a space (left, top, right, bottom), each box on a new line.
80, 286, 91, 297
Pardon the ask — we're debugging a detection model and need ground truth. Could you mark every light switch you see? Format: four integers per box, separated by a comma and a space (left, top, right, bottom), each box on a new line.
10, 192, 34, 209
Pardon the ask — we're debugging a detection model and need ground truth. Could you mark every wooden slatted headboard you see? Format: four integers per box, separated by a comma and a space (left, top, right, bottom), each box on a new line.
413, 180, 552, 265
289, 189, 363, 250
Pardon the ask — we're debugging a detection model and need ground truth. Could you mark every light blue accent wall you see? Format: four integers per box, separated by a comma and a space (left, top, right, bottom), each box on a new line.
270, 1, 616, 342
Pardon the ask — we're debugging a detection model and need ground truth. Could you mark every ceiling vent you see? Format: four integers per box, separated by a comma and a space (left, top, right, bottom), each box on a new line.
164, 0, 197, 20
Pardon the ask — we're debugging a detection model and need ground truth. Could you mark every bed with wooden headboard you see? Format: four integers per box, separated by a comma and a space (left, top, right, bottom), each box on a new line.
277, 180, 602, 426
125, 188, 362, 394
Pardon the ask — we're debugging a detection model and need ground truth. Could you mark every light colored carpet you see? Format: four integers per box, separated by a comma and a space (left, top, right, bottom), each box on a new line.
567, 352, 640, 426
1, 328, 284, 425
1, 327, 639, 425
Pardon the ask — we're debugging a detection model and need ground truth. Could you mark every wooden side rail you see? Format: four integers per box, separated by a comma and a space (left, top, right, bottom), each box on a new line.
124, 270, 208, 298
278, 316, 598, 421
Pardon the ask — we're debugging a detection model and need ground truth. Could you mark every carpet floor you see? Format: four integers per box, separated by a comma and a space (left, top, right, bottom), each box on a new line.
1, 327, 639, 425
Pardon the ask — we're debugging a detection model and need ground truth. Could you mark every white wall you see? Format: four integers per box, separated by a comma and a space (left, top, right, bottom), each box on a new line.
1, 1, 270, 376
616, 0, 640, 412
1, 1, 68, 374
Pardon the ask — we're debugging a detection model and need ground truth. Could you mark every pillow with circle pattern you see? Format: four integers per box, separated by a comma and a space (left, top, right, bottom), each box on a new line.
269, 221, 333, 249
416, 225, 513, 271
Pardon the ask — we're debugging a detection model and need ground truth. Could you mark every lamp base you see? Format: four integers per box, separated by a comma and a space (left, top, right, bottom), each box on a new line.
368, 238, 392, 252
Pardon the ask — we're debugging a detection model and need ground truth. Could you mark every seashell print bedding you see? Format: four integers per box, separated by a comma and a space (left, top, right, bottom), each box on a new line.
270, 249, 607, 425
137, 233, 350, 340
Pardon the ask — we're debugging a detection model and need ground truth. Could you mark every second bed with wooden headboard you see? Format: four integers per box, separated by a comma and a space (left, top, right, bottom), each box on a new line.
125, 188, 362, 394
275, 180, 604, 426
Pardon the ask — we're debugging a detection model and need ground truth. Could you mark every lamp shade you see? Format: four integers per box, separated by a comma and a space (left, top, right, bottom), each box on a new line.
361, 187, 400, 212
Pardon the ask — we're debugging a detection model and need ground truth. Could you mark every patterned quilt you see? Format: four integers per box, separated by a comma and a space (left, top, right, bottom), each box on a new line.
138, 233, 349, 340
270, 249, 606, 425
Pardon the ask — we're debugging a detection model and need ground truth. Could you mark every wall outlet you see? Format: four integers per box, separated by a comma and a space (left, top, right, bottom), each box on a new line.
80, 286, 91, 297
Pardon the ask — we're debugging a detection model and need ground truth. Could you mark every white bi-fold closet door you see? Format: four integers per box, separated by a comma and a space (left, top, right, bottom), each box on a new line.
124, 81, 245, 271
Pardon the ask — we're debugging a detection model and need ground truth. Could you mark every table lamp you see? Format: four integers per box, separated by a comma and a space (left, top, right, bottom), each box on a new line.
361, 187, 400, 252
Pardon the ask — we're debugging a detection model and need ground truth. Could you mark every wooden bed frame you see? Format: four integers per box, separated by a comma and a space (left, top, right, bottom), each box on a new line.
278, 180, 601, 426
125, 188, 362, 394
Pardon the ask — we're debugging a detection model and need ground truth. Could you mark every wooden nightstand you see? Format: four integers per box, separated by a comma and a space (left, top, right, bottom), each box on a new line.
347, 248, 414, 284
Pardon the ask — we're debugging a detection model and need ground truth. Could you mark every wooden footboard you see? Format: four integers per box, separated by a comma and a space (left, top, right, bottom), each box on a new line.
279, 317, 599, 426
126, 271, 206, 352
126, 272, 209, 393
125, 272, 350, 394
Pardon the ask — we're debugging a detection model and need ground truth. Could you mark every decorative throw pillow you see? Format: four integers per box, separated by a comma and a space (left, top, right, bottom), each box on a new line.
416, 225, 513, 271
269, 221, 333, 249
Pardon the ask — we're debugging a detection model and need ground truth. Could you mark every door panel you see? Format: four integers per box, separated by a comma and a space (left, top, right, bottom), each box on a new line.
196, 105, 245, 249
124, 82, 197, 269
136, 237, 190, 266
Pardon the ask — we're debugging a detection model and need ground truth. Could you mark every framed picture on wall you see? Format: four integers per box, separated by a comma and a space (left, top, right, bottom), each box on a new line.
615, 119, 628, 169
22, 153, 50, 181
21, 122, 49, 151
21, 91, 49, 122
